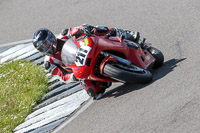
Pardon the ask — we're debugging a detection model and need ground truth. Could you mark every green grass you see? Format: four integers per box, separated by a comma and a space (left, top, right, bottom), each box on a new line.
0, 60, 49, 133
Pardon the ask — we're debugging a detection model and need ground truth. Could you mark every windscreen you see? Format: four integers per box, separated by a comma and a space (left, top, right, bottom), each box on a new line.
61, 37, 78, 65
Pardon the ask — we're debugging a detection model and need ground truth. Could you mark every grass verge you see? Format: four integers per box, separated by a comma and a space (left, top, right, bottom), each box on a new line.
0, 60, 49, 133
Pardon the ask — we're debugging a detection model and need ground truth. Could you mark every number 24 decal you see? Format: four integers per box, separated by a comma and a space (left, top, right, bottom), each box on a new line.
75, 46, 91, 67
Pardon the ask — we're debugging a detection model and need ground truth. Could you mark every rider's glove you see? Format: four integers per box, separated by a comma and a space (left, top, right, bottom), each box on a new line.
44, 61, 50, 70
61, 28, 69, 36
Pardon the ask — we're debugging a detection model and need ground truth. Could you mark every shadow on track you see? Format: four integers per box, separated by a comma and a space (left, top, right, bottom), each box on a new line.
102, 58, 186, 99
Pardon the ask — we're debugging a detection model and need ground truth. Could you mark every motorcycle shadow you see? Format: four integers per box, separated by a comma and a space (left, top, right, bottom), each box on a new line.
102, 58, 186, 99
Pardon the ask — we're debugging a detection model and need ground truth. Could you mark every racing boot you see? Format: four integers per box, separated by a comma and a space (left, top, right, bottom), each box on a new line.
114, 28, 140, 43
124, 30, 140, 43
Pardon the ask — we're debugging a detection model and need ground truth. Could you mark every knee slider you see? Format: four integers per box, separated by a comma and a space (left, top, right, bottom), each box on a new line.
87, 88, 95, 97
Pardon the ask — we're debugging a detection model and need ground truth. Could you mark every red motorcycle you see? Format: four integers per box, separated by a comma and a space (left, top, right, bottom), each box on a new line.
61, 35, 164, 97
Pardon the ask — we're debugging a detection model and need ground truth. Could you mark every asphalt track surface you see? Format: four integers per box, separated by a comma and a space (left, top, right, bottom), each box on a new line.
1, 0, 200, 133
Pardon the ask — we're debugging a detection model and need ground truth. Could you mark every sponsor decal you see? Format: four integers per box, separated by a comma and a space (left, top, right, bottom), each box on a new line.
84, 38, 89, 46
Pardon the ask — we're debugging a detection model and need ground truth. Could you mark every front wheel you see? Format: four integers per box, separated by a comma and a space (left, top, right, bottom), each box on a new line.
103, 63, 153, 84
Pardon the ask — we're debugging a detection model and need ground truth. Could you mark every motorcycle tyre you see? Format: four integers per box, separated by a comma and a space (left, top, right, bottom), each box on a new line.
147, 47, 164, 68
103, 63, 153, 84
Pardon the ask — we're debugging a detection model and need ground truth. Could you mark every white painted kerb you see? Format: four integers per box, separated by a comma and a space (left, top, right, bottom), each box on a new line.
0, 39, 32, 48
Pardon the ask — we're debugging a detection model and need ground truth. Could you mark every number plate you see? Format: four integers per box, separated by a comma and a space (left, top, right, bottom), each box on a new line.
75, 46, 91, 66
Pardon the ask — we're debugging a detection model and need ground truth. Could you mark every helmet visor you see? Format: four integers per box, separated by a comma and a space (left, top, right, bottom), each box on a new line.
46, 41, 57, 56
37, 40, 51, 54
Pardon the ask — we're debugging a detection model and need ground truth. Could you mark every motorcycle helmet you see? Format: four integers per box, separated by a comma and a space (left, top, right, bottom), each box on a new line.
32, 28, 57, 56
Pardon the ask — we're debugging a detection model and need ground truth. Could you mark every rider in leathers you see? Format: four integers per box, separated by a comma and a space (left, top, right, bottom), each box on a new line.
32, 24, 140, 99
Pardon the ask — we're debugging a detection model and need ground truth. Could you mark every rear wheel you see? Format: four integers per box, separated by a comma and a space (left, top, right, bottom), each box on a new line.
147, 47, 164, 68
103, 63, 153, 84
